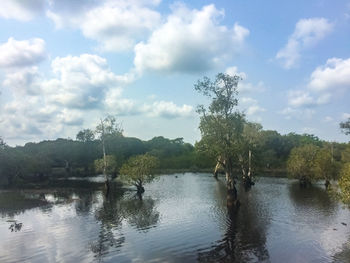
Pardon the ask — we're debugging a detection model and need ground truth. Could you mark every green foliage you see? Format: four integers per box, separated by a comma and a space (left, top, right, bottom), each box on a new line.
287, 144, 321, 183
195, 73, 245, 179
339, 163, 350, 204
119, 154, 159, 187
341, 144, 350, 163
95, 115, 123, 139
76, 129, 95, 142
312, 148, 339, 181
340, 118, 350, 135
94, 155, 118, 176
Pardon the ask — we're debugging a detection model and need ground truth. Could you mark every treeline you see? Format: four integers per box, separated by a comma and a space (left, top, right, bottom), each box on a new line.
0, 127, 348, 188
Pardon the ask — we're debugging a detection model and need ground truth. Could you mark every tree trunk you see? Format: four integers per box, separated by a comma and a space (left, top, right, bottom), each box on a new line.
225, 159, 240, 208
325, 179, 330, 189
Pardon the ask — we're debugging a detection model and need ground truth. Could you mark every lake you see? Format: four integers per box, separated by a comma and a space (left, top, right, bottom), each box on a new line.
0, 173, 349, 262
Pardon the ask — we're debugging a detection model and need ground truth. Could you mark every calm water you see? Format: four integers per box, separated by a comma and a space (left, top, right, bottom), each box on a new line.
0, 174, 349, 263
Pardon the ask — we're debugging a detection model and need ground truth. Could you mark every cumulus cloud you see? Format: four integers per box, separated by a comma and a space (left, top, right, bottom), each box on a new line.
276, 18, 333, 69
134, 4, 249, 73
280, 107, 315, 120
308, 57, 350, 92
240, 97, 266, 117
142, 101, 193, 119
286, 57, 350, 112
2, 67, 42, 95
0, 0, 45, 21
0, 38, 46, 68
0, 52, 195, 142
225, 66, 265, 94
47, 0, 161, 52
43, 54, 130, 109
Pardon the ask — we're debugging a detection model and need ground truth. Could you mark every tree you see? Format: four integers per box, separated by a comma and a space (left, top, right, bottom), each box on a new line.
76, 129, 95, 142
119, 154, 159, 195
340, 118, 350, 135
239, 122, 262, 188
94, 155, 118, 177
195, 73, 245, 204
287, 144, 321, 186
339, 163, 350, 205
95, 115, 123, 188
312, 148, 338, 188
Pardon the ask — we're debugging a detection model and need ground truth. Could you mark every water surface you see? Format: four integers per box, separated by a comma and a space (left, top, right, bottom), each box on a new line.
0, 174, 349, 262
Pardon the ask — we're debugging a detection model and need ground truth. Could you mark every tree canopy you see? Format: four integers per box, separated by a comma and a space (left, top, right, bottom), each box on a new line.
119, 154, 159, 194
195, 73, 245, 195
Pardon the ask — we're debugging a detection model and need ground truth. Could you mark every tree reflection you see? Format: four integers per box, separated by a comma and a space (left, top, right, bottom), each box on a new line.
90, 184, 125, 262
198, 179, 270, 262
121, 195, 159, 232
0, 191, 50, 218
90, 185, 160, 261
288, 183, 336, 218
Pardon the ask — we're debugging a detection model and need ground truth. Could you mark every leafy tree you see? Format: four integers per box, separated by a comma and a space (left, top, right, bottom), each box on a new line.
339, 163, 350, 205
238, 122, 262, 187
195, 73, 245, 202
287, 144, 321, 186
312, 148, 339, 188
76, 129, 95, 142
95, 115, 123, 182
94, 155, 118, 177
340, 118, 350, 135
119, 154, 159, 194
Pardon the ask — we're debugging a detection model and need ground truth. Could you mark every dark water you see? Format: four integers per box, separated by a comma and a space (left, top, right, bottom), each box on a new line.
0, 174, 349, 263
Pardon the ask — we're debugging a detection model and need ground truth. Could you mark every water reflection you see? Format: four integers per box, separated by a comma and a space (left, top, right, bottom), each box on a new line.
198, 179, 270, 262
121, 196, 159, 232
0, 175, 349, 263
0, 191, 50, 218
288, 183, 336, 220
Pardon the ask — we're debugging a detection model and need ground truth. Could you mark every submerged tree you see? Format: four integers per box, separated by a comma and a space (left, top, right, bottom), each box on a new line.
94, 155, 118, 178
95, 115, 123, 195
239, 122, 262, 189
312, 148, 339, 189
287, 144, 320, 186
195, 73, 245, 205
119, 154, 159, 195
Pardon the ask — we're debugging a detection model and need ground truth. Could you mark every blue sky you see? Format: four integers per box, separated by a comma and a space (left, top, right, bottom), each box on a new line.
0, 0, 349, 146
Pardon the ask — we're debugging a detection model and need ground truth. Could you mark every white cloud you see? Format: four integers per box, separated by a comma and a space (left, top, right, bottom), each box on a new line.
240, 97, 266, 117
288, 90, 315, 107
3, 67, 42, 95
0, 52, 195, 142
0, 38, 46, 68
0, 0, 45, 21
225, 66, 265, 94
342, 113, 350, 120
134, 4, 249, 73
143, 101, 193, 119
44, 54, 130, 109
47, 0, 161, 52
308, 57, 350, 92
323, 116, 333, 122
280, 107, 315, 120
286, 57, 350, 111
276, 18, 333, 69
225, 66, 247, 79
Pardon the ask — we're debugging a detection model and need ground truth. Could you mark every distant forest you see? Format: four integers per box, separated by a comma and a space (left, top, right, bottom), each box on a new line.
0, 127, 348, 188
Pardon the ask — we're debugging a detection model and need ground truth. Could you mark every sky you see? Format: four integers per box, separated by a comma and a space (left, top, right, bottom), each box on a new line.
0, 0, 349, 146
